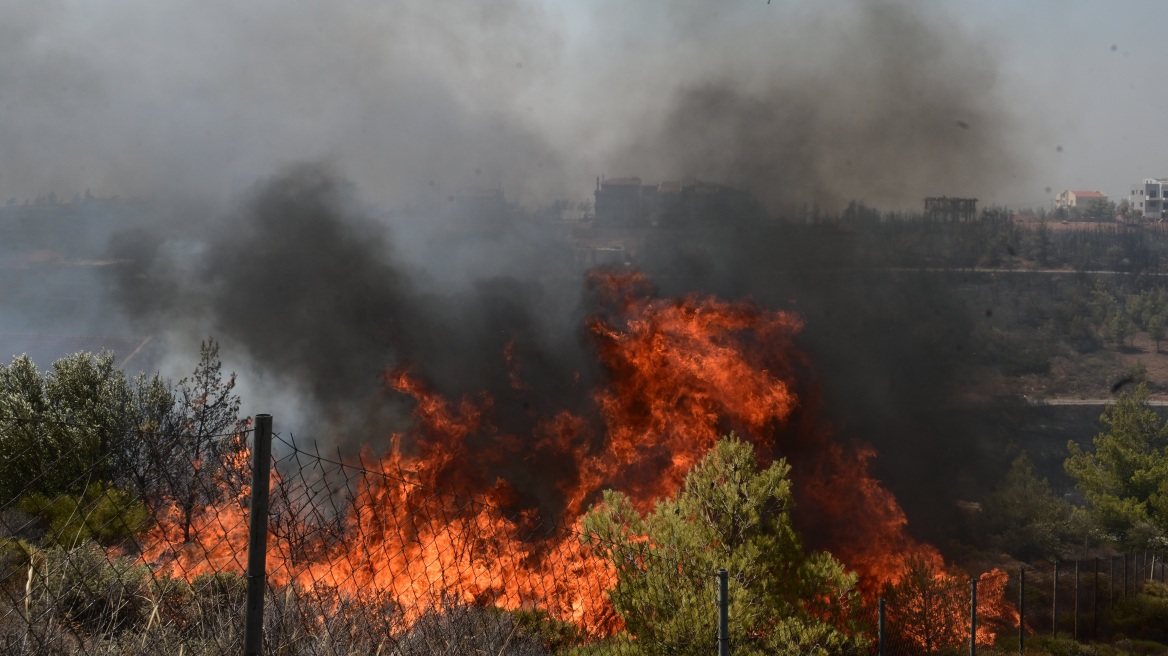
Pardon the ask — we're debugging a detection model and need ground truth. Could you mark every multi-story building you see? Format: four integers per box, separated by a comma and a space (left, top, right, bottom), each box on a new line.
593, 176, 757, 227
1129, 179, 1168, 219
1055, 189, 1107, 209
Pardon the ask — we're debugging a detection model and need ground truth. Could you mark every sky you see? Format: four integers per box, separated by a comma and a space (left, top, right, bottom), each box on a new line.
946, 0, 1168, 205
1, 0, 1165, 211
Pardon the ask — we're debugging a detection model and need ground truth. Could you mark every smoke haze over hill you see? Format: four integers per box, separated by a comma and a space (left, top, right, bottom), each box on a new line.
0, 1, 1030, 210
2, 0, 1044, 546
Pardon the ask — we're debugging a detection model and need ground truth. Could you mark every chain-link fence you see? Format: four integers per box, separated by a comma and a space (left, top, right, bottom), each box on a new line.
1014, 554, 1168, 646
4, 414, 1167, 655
2, 415, 724, 655
0, 410, 255, 654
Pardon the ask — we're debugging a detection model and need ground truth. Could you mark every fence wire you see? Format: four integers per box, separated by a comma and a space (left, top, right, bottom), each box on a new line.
4, 416, 1167, 655
0, 413, 254, 654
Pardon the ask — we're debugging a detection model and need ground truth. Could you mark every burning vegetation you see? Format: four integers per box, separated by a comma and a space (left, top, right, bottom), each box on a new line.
125, 268, 1016, 651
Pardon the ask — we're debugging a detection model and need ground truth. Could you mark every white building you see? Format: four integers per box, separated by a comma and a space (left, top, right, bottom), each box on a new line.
1055, 189, 1107, 209
1129, 179, 1168, 219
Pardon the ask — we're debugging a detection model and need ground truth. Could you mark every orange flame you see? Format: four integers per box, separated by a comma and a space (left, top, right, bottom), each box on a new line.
138, 269, 1014, 644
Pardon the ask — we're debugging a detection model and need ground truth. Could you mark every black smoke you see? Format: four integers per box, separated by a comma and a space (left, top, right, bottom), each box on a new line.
64, 0, 1036, 544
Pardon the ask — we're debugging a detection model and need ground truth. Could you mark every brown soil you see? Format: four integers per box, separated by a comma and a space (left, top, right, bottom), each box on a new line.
1015, 330, 1168, 401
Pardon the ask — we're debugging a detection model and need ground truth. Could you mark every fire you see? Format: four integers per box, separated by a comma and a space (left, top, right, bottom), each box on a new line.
139, 269, 1015, 645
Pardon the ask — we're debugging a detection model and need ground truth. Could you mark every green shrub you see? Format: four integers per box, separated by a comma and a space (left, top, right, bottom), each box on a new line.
0, 536, 35, 586
1020, 635, 1099, 655
189, 570, 247, 603
510, 608, 589, 652
29, 542, 152, 633
18, 483, 149, 547
1107, 582, 1168, 643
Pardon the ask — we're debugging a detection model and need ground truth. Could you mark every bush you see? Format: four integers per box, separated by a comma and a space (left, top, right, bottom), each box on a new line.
0, 536, 34, 586
511, 608, 589, 653
1107, 581, 1168, 643
393, 599, 550, 656
28, 542, 152, 634
18, 483, 148, 548
582, 435, 867, 656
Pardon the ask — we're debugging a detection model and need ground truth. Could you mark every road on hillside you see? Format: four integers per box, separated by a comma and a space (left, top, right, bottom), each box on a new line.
883, 267, 1168, 276
1027, 397, 1168, 406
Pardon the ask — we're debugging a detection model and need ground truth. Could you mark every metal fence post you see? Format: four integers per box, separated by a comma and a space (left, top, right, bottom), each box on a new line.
878, 598, 886, 656
1110, 556, 1115, 608
1052, 560, 1059, 638
718, 568, 729, 656
1018, 567, 1025, 655
1073, 559, 1079, 641
970, 576, 978, 656
244, 414, 274, 656
1093, 558, 1099, 640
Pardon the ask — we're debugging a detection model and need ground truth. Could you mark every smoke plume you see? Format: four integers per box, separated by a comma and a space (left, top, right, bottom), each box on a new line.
5, 0, 1037, 544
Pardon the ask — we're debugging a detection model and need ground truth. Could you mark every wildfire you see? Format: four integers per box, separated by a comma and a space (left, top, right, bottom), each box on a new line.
140, 269, 1015, 645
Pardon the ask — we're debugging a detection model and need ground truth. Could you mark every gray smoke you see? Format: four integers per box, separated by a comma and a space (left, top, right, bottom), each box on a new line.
4, 0, 1039, 538
0, 1, 1030, 210
110, 165, 596, 450
606, 1, 1027, 210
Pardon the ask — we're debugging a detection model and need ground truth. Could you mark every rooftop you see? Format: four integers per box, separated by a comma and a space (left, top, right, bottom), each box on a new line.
601, 177, 642, 187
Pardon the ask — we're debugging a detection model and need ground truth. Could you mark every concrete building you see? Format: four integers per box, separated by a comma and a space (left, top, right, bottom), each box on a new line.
1055, 189, 1107, 209
1129, 179, 1168, 219
593, 177, 653, 227
923, 197, 978, 221
593, 176, 757, 226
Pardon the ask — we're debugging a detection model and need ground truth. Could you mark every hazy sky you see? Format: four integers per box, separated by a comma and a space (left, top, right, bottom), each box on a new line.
0, 0, 1162, 210
944, 0, 1168, 204
548, 0, 1168, 207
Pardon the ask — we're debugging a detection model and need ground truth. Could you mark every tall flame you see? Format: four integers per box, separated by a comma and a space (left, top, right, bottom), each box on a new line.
140, 269, 1012, 644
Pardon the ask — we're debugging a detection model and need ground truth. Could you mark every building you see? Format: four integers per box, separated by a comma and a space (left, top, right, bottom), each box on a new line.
1129, 179, 1168, 219
593, 176, 757, 226
1055, 189, 1107, 209
593, 177, 653, 227
923, 197, 978, 221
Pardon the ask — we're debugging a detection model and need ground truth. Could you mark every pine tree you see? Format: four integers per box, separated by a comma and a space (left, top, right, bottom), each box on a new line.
581, 435, 866, 656
1066, 384, 1168, 548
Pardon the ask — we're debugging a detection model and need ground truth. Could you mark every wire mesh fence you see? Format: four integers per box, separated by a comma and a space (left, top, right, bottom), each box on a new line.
0, 411, 254, 654
3, 413, 1167, 655
1, 415, 723, 655
1012, 553, 1168, 647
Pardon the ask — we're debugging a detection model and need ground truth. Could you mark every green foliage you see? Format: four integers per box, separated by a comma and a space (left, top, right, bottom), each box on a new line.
510, 608, 589, 653
18, 482, 148, 547
0, 352, 136, 502
981, 453, 1091, 560
0, 341, 246, 550
1107, 581, 1168, 644
0, 536, 35, 586
1108, 311, 1135, 349
28, 542, 153, 633
1050, 281, 1113, 352
1019, 635, 1102, 656
581, 435, 866, 656
1148, 314, 1166, 352
1066, 384, 1168, 548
